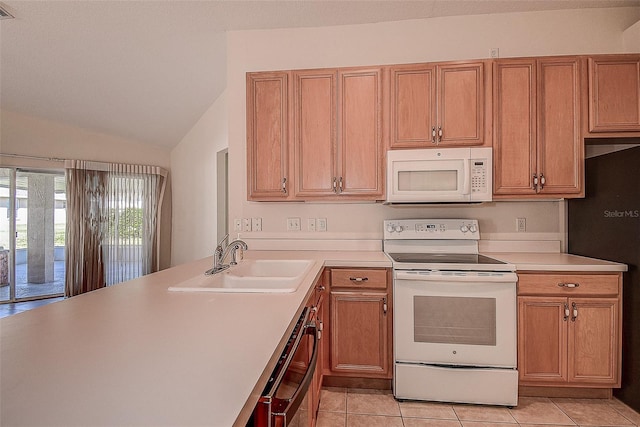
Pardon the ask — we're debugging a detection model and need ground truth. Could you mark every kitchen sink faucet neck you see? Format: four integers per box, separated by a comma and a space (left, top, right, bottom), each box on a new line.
206, 234, 248, 275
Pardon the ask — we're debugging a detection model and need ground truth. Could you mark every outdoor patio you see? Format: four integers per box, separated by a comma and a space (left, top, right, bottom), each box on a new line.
0, 260, 65, 301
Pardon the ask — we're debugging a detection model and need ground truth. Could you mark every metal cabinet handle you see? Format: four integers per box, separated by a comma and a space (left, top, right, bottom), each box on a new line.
571, 302, 578, 322
532, 174, 539, 190
349, 277, 368, 283
383, 297, 388, 315
558, 282, 580, 288
431, 126, 437, 144
564, 303, 570, 321
332, 177, 337, 193
282, 177, 287, 194
540, 174, 546, 190
338, 177, 343, 193
437, 126, 443, 142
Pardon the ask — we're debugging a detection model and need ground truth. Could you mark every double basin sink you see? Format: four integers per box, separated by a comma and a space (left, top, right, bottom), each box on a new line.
168, 259, 315, 293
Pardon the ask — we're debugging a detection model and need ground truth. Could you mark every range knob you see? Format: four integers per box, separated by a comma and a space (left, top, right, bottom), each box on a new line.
469, 224, 478, 233
386, 224, 395, 233
394, 225, 403, 233
460, 225, 469, 233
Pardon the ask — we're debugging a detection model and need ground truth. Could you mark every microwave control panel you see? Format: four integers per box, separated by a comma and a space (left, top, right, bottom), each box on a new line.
471, 160, 488, 194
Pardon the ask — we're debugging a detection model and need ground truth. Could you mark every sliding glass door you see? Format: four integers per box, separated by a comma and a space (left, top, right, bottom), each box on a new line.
0, 169, 12, 302
0, 168, 66, 302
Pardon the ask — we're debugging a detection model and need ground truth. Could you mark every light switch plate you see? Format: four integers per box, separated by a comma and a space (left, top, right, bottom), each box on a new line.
317, 218, 327, 232
243, 218, 252, 232
252, 218, 262, 232
234, 219, 242, 232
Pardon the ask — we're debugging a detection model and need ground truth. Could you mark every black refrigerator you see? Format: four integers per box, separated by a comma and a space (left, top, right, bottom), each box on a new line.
568, 145, 640, 411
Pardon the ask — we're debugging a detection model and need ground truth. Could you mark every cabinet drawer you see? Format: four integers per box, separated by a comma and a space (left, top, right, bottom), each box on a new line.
331, 269, 388, 289
518, 273, 620, 296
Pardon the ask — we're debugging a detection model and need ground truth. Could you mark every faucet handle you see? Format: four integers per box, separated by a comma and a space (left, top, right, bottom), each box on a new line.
216, 233, 229, 249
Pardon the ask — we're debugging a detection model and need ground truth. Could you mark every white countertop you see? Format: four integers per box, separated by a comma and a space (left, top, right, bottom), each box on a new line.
0, 250, 390, 427
485, 252, 628, 272
0, 249, 625, 426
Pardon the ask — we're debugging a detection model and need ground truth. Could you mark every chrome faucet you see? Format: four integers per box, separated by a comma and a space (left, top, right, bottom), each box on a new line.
205, 234, 248, 275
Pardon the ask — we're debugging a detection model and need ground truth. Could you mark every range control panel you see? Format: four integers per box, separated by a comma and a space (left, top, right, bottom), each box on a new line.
383, 219, 479, 240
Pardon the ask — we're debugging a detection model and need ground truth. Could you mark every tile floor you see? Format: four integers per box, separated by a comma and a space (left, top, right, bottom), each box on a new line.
317, 387, 640, 427
0, 297, 63, 319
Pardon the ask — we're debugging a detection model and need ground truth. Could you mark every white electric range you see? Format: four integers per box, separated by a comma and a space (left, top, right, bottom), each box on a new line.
384, 219, 519, 407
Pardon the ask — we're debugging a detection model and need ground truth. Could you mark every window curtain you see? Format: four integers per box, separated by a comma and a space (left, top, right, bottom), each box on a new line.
65, 160, 167, 297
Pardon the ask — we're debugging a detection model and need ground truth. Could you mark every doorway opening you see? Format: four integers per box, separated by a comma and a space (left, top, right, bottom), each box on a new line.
216, 149, 229, 241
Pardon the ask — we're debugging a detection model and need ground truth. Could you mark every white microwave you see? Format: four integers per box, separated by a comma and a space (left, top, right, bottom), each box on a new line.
385, 147, 493, 204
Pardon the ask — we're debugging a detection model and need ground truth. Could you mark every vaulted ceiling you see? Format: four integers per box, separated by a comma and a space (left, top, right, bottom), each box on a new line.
1, 0, 639, 148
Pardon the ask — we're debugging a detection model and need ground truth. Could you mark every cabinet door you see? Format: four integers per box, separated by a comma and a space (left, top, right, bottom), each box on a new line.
293, 70, 337, 197
246, 72, 291, 200
518, 296, 568, 384
437, 62, 485, 146
589, 56, 640, 132
537, 58, 583, 196
493, 60, 537, 196
568, 297, 620, 385
338, 68, 384, 198
389, 64, 437, 148
330, 291, 389, 377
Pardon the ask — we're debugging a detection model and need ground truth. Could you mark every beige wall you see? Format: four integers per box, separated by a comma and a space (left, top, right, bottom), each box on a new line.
170, 90, 228, 266
168, 7, 639, 264
623, 20, 640, 51
0, 108, 174, 269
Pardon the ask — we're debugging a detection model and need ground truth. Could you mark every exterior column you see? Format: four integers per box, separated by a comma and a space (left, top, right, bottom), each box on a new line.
27, 174, 55, 284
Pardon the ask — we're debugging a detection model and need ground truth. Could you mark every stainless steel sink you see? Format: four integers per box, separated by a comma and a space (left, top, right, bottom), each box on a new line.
168, 259, 315, 293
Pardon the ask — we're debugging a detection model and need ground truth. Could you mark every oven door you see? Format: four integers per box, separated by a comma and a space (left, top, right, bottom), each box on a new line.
394, 270, 517, 368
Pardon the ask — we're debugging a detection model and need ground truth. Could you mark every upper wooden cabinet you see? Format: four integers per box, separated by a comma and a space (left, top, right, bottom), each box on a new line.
493, 57, 584, 198
292, 69, 337, 198
293, 67, 384, 200
587, 55, 640, 134
247, 67, 384, 201
389, 61, 489, 148
246, 72, 292, 201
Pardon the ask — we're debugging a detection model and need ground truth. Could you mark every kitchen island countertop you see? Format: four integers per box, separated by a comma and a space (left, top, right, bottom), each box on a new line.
0, 250, 390, 427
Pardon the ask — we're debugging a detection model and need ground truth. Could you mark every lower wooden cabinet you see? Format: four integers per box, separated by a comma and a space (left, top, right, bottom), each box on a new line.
327, 268, 392, 379
517, 272, 622, 388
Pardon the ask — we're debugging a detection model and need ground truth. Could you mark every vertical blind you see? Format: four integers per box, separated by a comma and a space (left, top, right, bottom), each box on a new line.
65, 160, 167, 296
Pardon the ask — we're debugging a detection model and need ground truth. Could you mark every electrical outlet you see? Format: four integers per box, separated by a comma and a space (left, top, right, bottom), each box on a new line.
252, 218, 262, 232
243, 218, 252, 232
490, 47, 500, 58
287, 217, 301, 231
308, 218, 316, 232
234, 219, 242, 232
317, 218, 327, 232
516, 217, 526, 232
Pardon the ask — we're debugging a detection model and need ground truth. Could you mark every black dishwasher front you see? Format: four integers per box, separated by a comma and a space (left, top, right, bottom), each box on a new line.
250, 306, 319, 427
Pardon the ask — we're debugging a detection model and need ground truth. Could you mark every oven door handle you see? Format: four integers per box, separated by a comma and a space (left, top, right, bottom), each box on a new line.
394, 271, 518, 282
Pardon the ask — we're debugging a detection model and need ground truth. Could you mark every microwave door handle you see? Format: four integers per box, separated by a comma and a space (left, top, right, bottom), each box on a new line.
271, 322, 319, 424
461, 159, 470, 195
